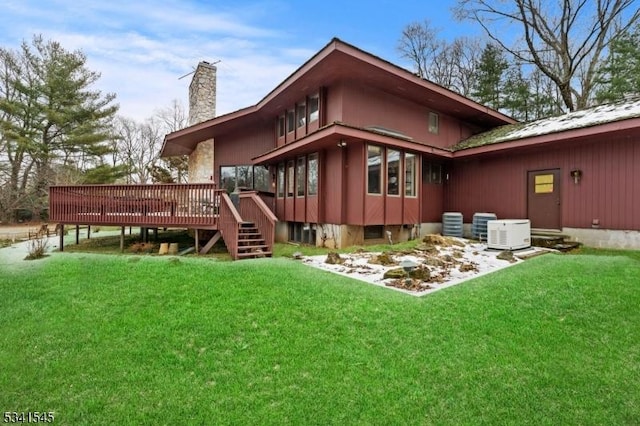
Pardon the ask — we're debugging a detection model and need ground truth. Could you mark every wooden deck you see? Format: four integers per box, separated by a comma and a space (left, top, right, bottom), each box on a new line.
49, 184, 277, 260
49, 183, 223, 229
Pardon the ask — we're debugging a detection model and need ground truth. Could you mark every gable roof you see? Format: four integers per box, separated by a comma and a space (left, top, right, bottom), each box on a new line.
161, 38, 515, 157
454, 98, 640, 153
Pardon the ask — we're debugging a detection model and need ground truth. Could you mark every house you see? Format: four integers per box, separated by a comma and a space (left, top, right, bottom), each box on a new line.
50, 38, 640, 255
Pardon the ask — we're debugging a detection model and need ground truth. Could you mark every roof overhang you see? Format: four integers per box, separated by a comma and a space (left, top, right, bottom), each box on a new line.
452, 117, 640, 159
161, 38, 515, 158
252, 122, 452, 164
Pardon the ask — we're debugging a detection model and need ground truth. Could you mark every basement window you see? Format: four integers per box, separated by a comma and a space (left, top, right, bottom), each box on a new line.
364, 225, 384, 240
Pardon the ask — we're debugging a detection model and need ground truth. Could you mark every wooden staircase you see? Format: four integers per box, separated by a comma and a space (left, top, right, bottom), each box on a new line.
236, 221, 272, 259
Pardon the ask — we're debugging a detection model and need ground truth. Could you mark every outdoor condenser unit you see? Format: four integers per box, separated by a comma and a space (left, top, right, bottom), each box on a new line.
487, 219, 531, 250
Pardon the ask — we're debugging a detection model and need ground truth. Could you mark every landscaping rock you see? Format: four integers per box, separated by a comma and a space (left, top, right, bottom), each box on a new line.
368, 251, 397, 266
459, 262, 478, 272
383, 267, 406, 279
497, 250, 516, 263
325, 252, 345, 265
414, 243, 439, 254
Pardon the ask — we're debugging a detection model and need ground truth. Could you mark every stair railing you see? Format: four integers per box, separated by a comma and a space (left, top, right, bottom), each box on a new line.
218, 193, 242, 259
238, 191, 277, 255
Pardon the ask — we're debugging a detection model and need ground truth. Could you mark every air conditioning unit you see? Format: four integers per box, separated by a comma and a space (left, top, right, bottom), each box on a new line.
487, 219, 531, 250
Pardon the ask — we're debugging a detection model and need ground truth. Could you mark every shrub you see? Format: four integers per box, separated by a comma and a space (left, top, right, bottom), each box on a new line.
25, 235, 49, 260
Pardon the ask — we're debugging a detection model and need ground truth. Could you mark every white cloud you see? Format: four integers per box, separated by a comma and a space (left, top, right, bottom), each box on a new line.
0, 0, 309, 122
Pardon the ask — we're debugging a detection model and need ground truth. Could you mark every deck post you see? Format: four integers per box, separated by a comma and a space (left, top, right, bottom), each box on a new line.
120, 227, 125, 253
75, 225, 80, 245
59, 224, 64, 252
87, 225, 91, 240
153, 228, 158, 241
195, 229, 200, 254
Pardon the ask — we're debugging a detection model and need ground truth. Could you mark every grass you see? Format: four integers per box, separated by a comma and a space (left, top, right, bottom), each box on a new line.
1, 250, 639, 424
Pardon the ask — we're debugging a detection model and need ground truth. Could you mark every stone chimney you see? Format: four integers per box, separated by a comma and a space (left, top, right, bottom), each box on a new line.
189, 61, 217, 125
187, 61, 216, 183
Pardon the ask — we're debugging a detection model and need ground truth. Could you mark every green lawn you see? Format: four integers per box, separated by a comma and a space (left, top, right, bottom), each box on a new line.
1, 251, 639, 425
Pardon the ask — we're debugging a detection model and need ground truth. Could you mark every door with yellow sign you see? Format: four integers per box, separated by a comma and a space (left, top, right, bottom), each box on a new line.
527, 169, 561, 229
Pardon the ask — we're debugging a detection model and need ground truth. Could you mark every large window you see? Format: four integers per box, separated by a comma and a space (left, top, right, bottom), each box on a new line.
307, 153, 318, 196
296, 157, 306, 197
387, 149, 400, 196
277, 163, 285, 197
297, 103, 306, 128
220, 165, 270, 193
287, 160, 295, 197
308, 95, 319, 123
405, 153, 417, 197
367, 145, 382, 194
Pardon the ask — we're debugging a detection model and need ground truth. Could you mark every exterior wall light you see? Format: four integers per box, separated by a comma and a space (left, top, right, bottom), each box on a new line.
337, 139, 347, 148
570, 169, 582, 184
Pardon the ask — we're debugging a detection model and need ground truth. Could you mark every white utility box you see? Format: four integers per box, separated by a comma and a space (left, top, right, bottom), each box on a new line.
487, 219, 531, 250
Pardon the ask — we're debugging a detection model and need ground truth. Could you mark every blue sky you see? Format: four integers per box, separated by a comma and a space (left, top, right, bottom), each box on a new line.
0, 0, 483, 122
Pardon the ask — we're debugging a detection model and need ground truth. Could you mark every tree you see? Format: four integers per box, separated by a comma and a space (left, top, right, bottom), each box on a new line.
595, 24, 640, 103
397, 20, 482, 96
0, 35, 118, 221
455, 0, 640, 111
472, 43, 508, 109
155, 100, 188, 183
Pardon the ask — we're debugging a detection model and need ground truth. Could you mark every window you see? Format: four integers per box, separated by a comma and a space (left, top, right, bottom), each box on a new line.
308, 94, 319, 123
287, 110, 295, 133
535, 174, 554, 193
287, 160, 295, 197
405, 153, 417, 197
308, 153, 318, 196
364, 225, 384, 239
253, 166, 270, 192
277, 116, 285, 137
429, 112, 439, 134
296, 157, 306, 197
424, 162, 442, 184
220, 165, 270, 193
387, 149, 400, 196
277, 163, 285, 197
367, 145, 382, 194
297, 103, 306, 128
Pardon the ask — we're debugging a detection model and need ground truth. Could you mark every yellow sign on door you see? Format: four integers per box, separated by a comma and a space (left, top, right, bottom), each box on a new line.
535, 174, 554, 193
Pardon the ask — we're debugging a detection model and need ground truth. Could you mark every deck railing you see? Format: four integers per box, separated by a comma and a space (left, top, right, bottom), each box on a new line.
49, 183, 223, 228
218, 193, 242, 259
239, 191, 278, 254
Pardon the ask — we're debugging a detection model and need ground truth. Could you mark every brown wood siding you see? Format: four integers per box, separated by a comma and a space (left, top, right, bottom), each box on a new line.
322, 148, 344, 223
445, 137, 640, 230
307, 196, 319, 223
346, 145, 365, 225
422, 183, 444, 222
341, 83, 479, 149
214, 124, 275, 183
404, 197, 420, 224
385, 196, 402, 223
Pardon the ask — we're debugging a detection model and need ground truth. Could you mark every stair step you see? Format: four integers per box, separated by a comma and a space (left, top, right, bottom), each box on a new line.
238, 244, 268, 251
237, 251, 272, 258
238, 239, 266, 244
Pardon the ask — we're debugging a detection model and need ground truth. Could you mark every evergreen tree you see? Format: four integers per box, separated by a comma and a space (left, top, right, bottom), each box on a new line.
472, 43, 508, 110
595, 25, 640, 104
0, 35, 118, 219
